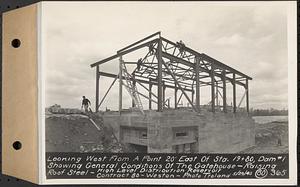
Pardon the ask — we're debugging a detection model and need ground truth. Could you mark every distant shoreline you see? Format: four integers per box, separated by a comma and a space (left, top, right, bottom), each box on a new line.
251, 114, 288, 117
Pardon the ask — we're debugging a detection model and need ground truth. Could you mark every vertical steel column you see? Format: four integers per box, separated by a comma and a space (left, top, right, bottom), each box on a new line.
211, 65, 215, 113
195, 57, 200, 112
174, 86, 178, 109
157, 39, 163, 112
191, 90, 194, 104
149, 83, 152, 110
161, 58, 198, 112
132, 74, 136, 107
95, 65, 100, 112
222, 70, 227, 113
119, 56, 123, 115
232, 73, 236, 113
246, 79, 249, 114
163, 82, 166, 108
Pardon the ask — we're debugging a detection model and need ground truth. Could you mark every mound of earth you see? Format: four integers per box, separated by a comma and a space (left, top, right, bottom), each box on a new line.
46, 113, 127, 153
241, 121, 288, 153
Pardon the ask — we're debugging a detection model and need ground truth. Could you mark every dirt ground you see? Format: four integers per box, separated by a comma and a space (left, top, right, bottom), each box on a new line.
46, 112, 289, 154
241, 121, 288, 153
46, 114, 125, 152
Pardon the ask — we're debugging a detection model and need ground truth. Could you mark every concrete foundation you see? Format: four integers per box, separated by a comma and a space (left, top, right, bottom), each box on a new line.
103, 109, 255, 153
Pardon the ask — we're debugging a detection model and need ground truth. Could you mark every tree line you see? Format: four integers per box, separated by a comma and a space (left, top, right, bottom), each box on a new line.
250, 108, 288, 116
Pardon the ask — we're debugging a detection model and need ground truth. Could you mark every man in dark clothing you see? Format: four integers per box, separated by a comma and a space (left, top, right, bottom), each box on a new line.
81, 96, 91, 112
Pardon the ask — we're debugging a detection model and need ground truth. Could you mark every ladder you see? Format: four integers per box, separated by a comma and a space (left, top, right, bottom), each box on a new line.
121, 63, 144, 115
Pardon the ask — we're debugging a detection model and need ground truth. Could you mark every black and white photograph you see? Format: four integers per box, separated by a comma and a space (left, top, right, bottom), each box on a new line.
45, 1, 290, 154
41, 1, 297, 184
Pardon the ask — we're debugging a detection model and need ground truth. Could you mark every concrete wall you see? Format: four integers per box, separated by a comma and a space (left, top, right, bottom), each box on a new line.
102, 110, 255, 153
121, 127, 147, 146
103, 111, 151, 141
198, 112, 255, 153
102, 114, 122, 140
146, 110, 204, 153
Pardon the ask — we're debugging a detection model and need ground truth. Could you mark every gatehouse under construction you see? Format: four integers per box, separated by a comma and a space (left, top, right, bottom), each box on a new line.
90, 32, 255, 153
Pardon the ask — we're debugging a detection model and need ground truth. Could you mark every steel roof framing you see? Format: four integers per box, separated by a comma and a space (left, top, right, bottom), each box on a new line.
91, 32, 251, 114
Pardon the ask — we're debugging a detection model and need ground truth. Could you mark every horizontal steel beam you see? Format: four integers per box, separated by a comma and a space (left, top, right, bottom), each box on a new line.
139, 64, 195, 81
200, 54, 252, 80
98, 71, 193, 92
135, 74, 194, 89
161, 37, 200, 56
98, 75, 118, 109
162, 52, 194, 68
117, 31, 160, 53
161, 52, 245, 87
91, 39, 158, 67
161, 37, 252, 80
161, 58, 198, 112
123, 84, 158, 104
123, 62, 137, 64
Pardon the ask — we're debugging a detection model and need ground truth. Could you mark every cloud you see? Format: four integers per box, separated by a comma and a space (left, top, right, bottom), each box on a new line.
43, 2, 290, 110
215, 34, 246, 46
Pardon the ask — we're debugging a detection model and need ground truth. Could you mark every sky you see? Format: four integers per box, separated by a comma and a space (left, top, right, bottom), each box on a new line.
42, 1, 291, 110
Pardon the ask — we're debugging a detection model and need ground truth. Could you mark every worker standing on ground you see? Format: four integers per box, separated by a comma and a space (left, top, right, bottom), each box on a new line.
81, 96, 91, 113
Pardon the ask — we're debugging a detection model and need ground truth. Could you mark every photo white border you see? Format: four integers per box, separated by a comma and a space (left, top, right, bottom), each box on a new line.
38, 1, 45, 184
